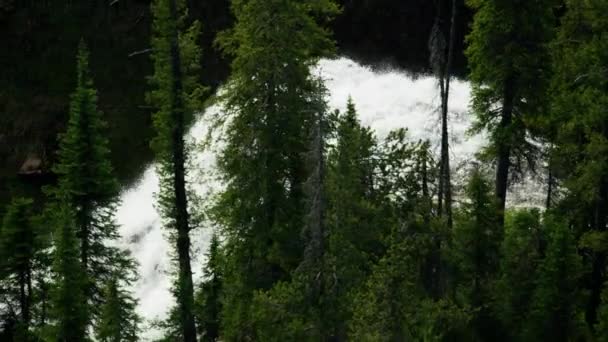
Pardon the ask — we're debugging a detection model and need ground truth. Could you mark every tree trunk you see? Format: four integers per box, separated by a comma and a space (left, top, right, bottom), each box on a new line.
25, 265, 32, 330
440, 0, 457, 230
496, 78, 515, 227
304, 108, 326, 331
19, 270, 28, 330
546, 153, 555, 210
168, 0, 197, 340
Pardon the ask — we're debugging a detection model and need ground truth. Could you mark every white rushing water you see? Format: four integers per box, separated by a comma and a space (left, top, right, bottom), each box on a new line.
115, 57, 545, 340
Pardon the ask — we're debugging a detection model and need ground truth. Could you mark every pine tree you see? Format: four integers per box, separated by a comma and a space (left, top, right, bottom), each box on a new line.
47, 199, 88, 342
523, 215, 584, 341
0, 197, 46, 338
195, 233, 222, 342
549, 0, 608, 326
147, 0, 206, 340
95, 275, 140, 342
465, 0, 556, 225
214, 0, 338, 338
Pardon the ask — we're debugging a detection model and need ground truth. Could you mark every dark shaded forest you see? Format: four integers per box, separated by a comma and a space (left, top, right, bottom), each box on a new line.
4, 0, 608, 342
0, 0, 472, 205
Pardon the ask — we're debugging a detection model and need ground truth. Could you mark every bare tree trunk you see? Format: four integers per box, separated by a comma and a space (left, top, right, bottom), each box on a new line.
440, 0, 457, 229
432, 0, 455, 229
168, 0, 197, 340
428, 0, 457, 299
297, 99, 327, 338
19, 270, 28, 330
545, 149, 555, 210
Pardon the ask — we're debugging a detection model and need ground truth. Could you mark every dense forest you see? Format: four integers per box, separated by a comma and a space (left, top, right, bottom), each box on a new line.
1, 0, 608, 341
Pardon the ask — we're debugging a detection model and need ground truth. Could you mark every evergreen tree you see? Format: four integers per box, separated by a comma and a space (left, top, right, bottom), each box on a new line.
493, 209, 543, 339
48, 41, 133, 324
523, 215, 585, 341
47, 200, 88, 342
0, 197, 46, 338
549, 0, 608, 326
195, 233, 222, 342
465, 0, 556, 225
325, 99, 380, 339
95, 275, 140, 342
349, 233, 426, 341
147, 0, 206, 340
451, 168, 501, 340
248, 83, 333, 341
214, 0, 338, 338
349, 129, 466, 341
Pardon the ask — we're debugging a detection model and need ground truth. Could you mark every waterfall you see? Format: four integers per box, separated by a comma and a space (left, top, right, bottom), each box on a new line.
115, 56, 542, 340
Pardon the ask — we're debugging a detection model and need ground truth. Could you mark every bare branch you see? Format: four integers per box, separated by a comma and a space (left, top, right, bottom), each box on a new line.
128, 48, 153, 58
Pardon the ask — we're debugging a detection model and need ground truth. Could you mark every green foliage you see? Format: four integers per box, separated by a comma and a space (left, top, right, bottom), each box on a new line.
148, 0, 206, 169
450, 168, 501, 339
597, 281, 608, 341
523, 215, 585, 341
465, 0, 555, 176
51, 40, 119, 211
147, 0, 207, 340
195, 234, 222, 342
214, 0, 338, 339
250, 281, 316, 341
47, 200, 89, 342
493, 209, 543, 338
549, 0, 608, 328
0, 197, 47, 339
46, 42, 135, 327
325, 99, 380, 336
348, 233, 426, 341
549, 0, 608, 216
95, 276, 140, 342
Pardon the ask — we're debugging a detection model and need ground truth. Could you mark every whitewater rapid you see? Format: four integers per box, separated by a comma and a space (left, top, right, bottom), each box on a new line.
115, 57, 544, 339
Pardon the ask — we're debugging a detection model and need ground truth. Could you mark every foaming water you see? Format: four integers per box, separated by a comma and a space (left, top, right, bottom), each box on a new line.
115, 57, 543, 340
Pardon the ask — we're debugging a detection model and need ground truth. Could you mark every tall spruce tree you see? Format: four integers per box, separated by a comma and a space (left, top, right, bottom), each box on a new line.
147, 0, 206, 340
549, 0, 608, 326
214, 0, 338, 338
47, 199, 88, 342
48, 41, 133, 322
465, 0, 555, 225
0, 197, 46, 338
195, 233, 222, 342
325, 99, 380, 339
